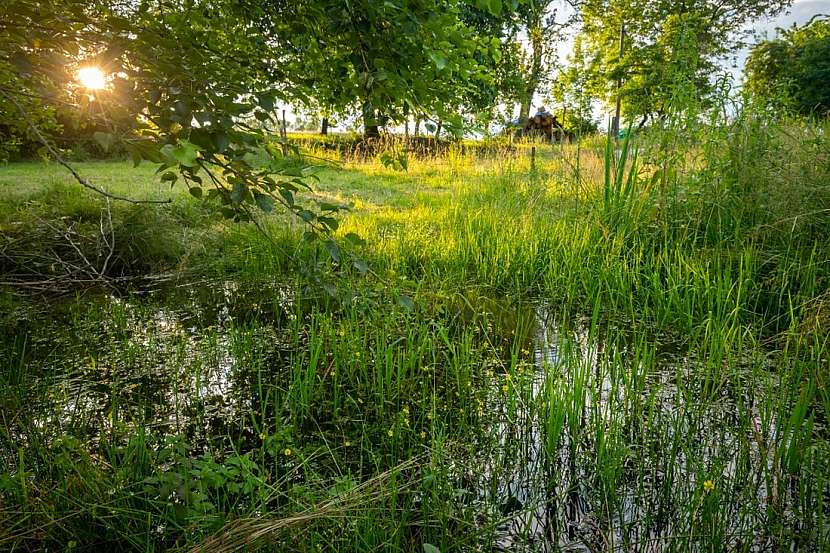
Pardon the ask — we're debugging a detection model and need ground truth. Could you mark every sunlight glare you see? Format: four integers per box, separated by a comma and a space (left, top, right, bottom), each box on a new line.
77, 67, 106, 90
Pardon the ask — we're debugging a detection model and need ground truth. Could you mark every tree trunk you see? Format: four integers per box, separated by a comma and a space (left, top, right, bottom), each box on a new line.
435, 120, 442, 139
320, 117, 329, 136
414, 117, 421, 137
518, 13, 545, 128
519, 98, 532, 126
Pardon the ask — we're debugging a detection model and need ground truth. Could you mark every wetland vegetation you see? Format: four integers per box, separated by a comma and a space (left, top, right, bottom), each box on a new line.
2, 0, 830, 551
2, 114, 829, 551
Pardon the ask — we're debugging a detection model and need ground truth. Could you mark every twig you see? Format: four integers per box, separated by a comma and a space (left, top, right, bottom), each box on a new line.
0, 90, 170, 205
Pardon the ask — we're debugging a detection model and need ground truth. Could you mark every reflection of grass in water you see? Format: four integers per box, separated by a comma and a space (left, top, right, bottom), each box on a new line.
1, 117, 829, 551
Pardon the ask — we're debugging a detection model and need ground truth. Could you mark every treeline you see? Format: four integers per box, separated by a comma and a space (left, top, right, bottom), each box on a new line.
0, 2, 827, 159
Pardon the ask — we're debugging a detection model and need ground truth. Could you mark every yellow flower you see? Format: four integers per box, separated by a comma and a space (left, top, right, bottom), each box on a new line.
703, 479, 715, 492
419, 431, 427, 440
283, 448, 292, 457
344, 440, 352, 447
502, 384, 509, 393
387, 429, 394, 437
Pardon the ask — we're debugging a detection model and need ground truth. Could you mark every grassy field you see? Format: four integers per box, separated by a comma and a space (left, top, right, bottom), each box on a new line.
1, 116, 829, 551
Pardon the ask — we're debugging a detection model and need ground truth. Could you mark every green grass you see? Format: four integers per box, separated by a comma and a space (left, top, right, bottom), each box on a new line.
1, 113, 829, 551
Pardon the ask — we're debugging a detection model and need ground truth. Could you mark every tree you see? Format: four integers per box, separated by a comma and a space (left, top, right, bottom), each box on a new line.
248, 0, 506, 138
744, 16, 830, 116
0, 0, 510, 263
505, 0, 580, 125
549, 35, 598, 135
578, 0, 792, 126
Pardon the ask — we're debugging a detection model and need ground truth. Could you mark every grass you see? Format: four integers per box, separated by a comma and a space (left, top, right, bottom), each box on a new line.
0, 111, 829, 551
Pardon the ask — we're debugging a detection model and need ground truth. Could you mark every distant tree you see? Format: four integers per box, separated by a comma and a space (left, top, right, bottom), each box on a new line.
549, 35, 598, 135
579, 0, 793, 126
506, 0, 581, 125
744, 16, 830, 116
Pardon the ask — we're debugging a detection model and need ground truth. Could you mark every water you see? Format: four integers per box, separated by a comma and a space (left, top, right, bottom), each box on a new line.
471, 308, 793, 551
1, 281, 815, 551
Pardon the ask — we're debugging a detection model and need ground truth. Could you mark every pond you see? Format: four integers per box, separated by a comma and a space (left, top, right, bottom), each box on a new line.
0, 279, 812, 551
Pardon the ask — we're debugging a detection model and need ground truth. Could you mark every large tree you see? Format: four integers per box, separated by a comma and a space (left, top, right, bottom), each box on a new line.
246, 0, 506, 138
0, 0, 508, 249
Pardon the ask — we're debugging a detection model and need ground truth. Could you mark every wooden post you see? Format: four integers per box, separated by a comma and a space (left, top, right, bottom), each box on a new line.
531, 146, 536, 171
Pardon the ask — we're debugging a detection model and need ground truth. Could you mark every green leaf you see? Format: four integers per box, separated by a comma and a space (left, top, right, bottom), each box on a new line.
214, 133, 230, 152
487, 0, 502, 16
189, 187, 203, 198
422, 544, 441, 553
429, 52, 448, 71
254, 192, 274, 212
279, 188, 294, 207
257, 94, 275, 111
318, 216, 339, 231
397, 294, 415, 311
160, 170, 178, 183
162, 140, 201, 167
325, 241, 341, 263
352, 258, 369, 274
230, 181, 247, 204
344, 232, 366, 246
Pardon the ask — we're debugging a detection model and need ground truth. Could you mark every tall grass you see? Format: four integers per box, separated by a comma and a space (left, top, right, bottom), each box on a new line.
1, 103, 828, 551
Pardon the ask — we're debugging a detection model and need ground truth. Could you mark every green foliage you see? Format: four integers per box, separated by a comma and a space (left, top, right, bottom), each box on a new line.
744, 17, 830, 116
579, 0, 792, 124
0, 0, 515, 254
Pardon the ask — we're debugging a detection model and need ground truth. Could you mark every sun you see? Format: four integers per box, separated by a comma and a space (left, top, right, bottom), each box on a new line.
77, 67, 106, 90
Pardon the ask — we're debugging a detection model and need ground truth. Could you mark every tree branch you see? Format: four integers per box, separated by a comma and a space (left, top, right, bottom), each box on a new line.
0, 90, 171, 205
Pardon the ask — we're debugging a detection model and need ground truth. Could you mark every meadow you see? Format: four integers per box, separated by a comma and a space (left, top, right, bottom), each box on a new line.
1, 114, 829, 551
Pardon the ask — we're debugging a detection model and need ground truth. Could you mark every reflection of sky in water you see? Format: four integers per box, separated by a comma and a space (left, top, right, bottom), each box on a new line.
473, 308, 783, 551
14, 280, 295, 450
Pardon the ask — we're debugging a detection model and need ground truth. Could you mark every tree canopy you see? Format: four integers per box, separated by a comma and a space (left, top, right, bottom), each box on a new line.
0, 0, 512, 261
578, 0, 792, 126
744, 16, 830, 116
